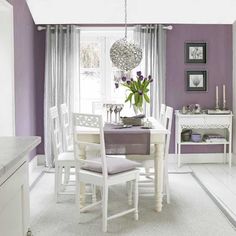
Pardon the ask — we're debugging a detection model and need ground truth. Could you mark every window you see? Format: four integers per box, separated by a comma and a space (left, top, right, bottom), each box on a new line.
79, 29, 134, 115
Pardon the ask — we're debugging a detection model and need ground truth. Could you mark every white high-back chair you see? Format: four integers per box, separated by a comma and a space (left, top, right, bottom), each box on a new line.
50, 106, 75, 202
134, 105, 173, 204
73, 113, 140, 232
144, 104, 166, 176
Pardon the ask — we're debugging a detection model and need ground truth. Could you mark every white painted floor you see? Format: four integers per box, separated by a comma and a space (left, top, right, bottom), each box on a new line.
29, 161, 236, 227
187, 163, 236, 223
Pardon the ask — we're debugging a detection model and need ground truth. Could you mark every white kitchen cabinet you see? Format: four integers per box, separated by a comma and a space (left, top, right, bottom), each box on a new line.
0, 137, 41, 236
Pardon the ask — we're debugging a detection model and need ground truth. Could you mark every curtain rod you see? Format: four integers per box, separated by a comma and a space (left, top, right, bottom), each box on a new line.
37, 25, 173, 31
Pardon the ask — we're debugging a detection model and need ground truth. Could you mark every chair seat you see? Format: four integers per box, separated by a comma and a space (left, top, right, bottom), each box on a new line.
81, 156, 140, 175
58, 152, 75, 165
67, 145, 74, 152
79, 168, 139, 186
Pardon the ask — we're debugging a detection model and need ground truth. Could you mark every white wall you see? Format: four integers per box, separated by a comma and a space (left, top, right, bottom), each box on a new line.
233, 21, 236, 154
0, 0, 15, 136
27, 0, 236, 25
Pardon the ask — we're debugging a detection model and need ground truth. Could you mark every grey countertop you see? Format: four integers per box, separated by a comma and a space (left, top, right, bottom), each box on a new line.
0, 136, 41, 179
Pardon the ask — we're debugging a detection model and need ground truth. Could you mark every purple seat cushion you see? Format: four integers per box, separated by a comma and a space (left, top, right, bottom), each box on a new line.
81, 157, 140, 175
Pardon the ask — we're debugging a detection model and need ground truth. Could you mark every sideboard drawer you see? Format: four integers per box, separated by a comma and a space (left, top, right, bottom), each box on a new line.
205, 116, 230, 127
179, 117, 205, 128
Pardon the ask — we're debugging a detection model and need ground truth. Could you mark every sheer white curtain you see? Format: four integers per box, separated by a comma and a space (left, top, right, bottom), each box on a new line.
134, 24, 166, 119
44, 25, 80, 167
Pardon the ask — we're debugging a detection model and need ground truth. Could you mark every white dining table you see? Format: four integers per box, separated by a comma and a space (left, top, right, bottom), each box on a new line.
77, 117, 168, 212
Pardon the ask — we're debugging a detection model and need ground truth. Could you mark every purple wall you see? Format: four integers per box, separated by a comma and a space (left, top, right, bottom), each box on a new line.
6, 5, 233, 158
9, 0, 45, 157
166, 24, 232, 153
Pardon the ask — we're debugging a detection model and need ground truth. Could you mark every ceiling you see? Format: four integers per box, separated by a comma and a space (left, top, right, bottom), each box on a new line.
26, 0, 236, 25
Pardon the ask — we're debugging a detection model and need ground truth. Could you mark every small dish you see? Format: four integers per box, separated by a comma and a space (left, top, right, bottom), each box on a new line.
141, 126, 152, 129
115, 125, 132, 129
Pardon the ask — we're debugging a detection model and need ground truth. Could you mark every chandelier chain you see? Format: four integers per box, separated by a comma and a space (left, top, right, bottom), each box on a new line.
125, 0, 127, 38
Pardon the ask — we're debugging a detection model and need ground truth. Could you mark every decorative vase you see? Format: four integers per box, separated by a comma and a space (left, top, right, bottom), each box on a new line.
133, 104, 143, 115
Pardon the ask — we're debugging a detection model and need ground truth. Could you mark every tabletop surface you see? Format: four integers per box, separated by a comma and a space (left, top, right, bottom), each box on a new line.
76, 117, 168, 134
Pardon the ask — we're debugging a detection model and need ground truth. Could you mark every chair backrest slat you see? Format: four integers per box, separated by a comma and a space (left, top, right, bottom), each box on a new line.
164, 106, 173, 156
50, 106, 62, 161
160, 104, 166, 126
60, 103, 72, 151
73, 113, 108, 178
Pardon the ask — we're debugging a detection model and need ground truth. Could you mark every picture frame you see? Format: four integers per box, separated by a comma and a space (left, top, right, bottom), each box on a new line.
186, 70, 207, 91
185, 42, 207, 63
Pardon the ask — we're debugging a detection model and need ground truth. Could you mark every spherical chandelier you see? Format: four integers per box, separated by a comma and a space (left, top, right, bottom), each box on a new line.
110, 0, 142, 72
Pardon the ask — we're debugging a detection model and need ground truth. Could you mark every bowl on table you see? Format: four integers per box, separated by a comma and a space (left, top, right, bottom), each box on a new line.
191, 133, 202, 142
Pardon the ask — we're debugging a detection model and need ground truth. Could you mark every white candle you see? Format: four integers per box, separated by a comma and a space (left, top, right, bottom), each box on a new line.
216, 86, 219, 108
223, 84, 226, 104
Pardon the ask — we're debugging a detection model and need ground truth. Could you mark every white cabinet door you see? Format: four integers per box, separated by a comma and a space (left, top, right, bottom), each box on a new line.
0, 162, 29, 236
0, 0, 15, 136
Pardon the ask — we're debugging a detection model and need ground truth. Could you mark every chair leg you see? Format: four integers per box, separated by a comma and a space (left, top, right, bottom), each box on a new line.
127, 181, 133, 205
134, 177, 139, 220
58, 166, 63, 191
165, 168, 170, 204
145, 167, 151, 178
102, 186, 108, 233
64, 166, 70, 184
75, 172, 81, 223
92, 185, 97, 203
55, 164, 59, 202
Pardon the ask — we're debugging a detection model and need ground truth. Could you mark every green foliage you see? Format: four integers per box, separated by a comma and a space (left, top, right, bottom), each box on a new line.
121, 72, 153, 110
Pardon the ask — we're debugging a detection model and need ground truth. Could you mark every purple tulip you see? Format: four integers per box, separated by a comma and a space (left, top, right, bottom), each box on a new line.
122, 76, 127, 82
138, 90, 143, 95
115, 83, 119, 88
149, 79, 153, 83
138, 75, 144, 81
144, 77, 147, 81
127, 80, 131, 85
130, 78, 134, 81
137, 71, 142, 77
148, 75, 152, 80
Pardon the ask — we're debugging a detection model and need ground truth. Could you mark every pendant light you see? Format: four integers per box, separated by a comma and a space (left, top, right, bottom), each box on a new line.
110, 0, 142, 72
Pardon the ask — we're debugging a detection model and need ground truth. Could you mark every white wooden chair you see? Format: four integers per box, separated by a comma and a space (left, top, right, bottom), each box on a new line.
163, 106, 173, 203
129, 105, 173, 204
50, 106, 75, 202
73, 113, 139, 232
144, 104, 166, 176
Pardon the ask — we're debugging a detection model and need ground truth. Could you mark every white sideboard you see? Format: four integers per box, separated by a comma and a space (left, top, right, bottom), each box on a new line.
0, 137, 41, 236
175, 111, 233, 167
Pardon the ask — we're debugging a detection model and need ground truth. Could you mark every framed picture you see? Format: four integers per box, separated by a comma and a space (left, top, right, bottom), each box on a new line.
186, 70, 207, 91
185, 42, 207, 63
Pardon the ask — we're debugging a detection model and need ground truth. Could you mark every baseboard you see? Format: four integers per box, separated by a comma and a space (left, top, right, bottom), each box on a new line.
169, 153, 236, 164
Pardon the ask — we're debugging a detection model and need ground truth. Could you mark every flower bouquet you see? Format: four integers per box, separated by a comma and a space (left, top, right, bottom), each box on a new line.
115, 71, 153, 114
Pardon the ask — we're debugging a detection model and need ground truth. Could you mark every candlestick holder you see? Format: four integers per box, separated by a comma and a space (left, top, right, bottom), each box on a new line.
223, 100, 227, 110
215, 105, 220, 111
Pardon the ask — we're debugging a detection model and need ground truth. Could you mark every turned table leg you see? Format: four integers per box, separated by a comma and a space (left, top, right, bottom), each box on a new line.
154, 143, 164, 212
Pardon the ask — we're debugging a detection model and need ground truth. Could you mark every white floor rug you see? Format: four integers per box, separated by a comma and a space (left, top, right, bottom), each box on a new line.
30, 173, 236, 236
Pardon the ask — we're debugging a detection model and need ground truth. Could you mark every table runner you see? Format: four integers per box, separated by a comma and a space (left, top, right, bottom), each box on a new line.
104, 124, 150, 155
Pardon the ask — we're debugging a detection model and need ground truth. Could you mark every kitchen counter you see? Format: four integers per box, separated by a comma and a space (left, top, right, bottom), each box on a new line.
0, 136, 41, 236
0, 136, 41, 179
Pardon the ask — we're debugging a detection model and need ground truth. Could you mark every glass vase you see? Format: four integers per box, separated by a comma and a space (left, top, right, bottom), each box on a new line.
133, 104, 143, 115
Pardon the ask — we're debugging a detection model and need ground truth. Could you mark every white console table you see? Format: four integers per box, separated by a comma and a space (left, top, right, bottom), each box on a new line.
175, 111, 233, 167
